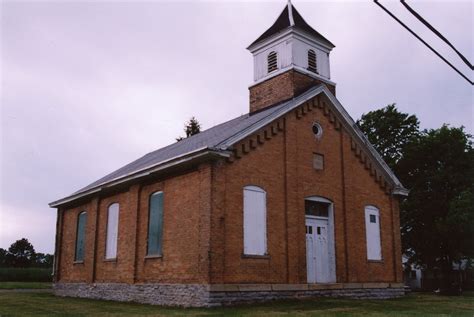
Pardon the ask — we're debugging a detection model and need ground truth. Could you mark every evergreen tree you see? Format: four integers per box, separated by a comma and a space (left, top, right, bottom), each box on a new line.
176, 116, 202, 141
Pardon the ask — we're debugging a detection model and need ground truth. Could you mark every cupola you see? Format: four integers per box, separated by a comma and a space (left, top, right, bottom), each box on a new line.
248, 1, 336, 113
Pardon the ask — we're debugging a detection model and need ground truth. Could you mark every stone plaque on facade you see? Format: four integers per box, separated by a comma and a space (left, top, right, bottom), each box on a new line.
313, 153, 324, 170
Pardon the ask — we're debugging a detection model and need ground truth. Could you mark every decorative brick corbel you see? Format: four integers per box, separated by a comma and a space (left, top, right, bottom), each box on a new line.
295, 107, 303, 119
277, 119, 284, 131
316, 95, 322, 108
365, 158, 371, 170
242, 141, 250, 154
271, 123, 278, 135
323, 102, 329, 116
249, 138, 256, 150
233, 146, 242, 159
264, 129, 272, 140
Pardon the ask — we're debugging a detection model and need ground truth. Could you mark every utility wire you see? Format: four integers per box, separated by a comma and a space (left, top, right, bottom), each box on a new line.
401, 0, 473, 70
374, 0, 473, 85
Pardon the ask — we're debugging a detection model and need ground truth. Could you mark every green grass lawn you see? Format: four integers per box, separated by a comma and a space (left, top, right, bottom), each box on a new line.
0, 291, 472, 316
0, 282, 52, 289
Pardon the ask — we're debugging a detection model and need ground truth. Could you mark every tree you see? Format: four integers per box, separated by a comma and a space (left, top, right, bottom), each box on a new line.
33, 253, 54, 268
7, 238, 36, 268
357, 104, 420, 169
0, 248, 7, 267
176, 117, 202, 141
398, 126, 474, 281
358, 105, 473, 288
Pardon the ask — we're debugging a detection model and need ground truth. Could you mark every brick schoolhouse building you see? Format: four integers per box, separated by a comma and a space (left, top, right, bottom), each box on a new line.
50, 2, 409, 307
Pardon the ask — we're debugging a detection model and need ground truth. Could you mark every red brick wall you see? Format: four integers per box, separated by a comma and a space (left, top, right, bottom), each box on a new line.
211, 95, 402, 284
57, 166, 212, 284
210, 127, 287, 284
94, 189, 136, 283
249, 69, 336, 113
134, 166, 211, 283
342, 129, 400, 283
56, 96, 402, 286
58, 200, 97, 283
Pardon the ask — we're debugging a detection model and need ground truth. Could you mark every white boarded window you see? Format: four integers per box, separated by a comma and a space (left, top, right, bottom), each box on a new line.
243, 186, 267, 255
267, 51, 278, 73
365, 206, 382, 260
105, 203, 119, 259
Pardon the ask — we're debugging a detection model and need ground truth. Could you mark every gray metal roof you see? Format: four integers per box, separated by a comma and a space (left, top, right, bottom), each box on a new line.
50, 84, 407, 207
71, 88, 312, 196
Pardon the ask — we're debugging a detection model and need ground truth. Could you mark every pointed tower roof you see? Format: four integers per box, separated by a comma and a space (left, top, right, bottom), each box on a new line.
249, 2, 335, 49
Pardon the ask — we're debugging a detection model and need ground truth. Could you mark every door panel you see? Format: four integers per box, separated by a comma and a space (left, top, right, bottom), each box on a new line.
305, 223, 316, 283
306, 217, 331, 283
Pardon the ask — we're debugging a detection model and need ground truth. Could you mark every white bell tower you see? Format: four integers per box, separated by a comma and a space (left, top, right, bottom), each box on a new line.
247, 1, 335, 86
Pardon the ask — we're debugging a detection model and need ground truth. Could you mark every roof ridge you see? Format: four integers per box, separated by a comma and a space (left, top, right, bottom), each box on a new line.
288, 0, 295, 26
214, 100, 295, 150
72, 114, 248, 195
50, 84, 407, 207
144, 114, 247, 154
215, 85, 324, 150
130, 113, 248, 162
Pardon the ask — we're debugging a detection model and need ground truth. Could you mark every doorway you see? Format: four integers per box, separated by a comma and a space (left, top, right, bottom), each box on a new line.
305, 197, 336, 283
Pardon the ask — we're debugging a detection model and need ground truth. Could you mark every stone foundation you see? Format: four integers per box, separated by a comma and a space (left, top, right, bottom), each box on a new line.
54, 282, 405, 307
53, 283, 210, 307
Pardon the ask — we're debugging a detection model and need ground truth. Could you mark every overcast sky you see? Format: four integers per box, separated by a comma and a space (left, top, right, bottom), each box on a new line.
1, 0, 472, 254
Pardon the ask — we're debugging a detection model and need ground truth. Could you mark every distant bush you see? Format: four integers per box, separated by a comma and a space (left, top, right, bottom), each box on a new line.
0, 267, 52, 282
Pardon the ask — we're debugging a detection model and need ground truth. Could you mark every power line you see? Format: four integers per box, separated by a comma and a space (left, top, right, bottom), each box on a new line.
373, 0, 473, 85
401, 0, 473, 70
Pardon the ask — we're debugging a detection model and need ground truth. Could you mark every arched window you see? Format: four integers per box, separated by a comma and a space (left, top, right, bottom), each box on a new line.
75, 211, 87, 262
105, 203, 119, 259
365, 205, 382, 260
308, 49, 317, 73
147, 191, 164, 256
243, 186, 267, 255
267, 51, 278, 73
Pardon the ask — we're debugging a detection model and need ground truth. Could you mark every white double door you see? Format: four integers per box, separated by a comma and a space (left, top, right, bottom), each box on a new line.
306, 217, 331, 283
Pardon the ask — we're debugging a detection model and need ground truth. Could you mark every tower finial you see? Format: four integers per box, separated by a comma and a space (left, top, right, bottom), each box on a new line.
287, 0, 295, 26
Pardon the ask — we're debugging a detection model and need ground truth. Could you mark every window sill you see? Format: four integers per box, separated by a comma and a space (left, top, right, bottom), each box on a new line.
145, 255, 163, 260
73, 261, 84, 265
241, 254, 270, 260
367, 259, 384, 263
104, 258, 117, 262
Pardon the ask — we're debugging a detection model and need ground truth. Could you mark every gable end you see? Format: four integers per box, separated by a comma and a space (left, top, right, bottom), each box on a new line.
225, 90, 407, 196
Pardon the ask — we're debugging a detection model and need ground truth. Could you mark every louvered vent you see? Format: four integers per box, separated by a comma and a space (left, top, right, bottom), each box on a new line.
308, 49, 318, 73
267, 51, 278, 73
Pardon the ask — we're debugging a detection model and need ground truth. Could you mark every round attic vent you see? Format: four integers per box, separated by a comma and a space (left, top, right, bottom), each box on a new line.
312, 122, 323, 140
